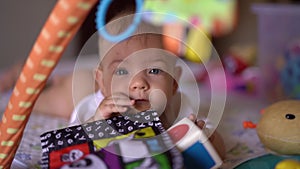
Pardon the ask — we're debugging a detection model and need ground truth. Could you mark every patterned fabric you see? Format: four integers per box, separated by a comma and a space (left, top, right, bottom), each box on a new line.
0, 0, 98, 168
14, 113, 68, 168
40, 110, 183, 169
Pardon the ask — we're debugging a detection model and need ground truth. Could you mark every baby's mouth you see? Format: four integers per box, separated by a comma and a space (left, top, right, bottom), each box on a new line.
131, 98, 151, 111
134, 99, 148, 102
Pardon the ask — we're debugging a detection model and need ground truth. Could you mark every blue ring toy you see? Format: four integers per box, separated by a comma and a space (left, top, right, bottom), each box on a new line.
96, 0, 143, 42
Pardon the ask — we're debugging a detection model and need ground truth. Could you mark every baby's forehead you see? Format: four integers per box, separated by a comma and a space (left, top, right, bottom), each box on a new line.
122, 34, 163, 48
103, 34, 163, 57
99, 34, 179, 67
100, 34, 162, 54
112, 48, 177, 63
101, 47, 178, 69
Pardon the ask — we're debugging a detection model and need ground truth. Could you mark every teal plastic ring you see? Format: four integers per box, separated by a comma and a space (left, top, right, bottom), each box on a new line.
96, 0, 143, 42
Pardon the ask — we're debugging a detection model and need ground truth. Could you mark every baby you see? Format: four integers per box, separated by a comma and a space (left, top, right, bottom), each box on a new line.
92, 33, 181, 128
80, 8, 226, 158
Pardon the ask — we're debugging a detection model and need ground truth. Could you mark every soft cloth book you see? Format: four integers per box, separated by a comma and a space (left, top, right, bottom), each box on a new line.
40, 110, 183, 169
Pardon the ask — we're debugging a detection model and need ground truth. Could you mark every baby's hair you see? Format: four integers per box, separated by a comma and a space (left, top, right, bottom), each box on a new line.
104, 0, 136, 24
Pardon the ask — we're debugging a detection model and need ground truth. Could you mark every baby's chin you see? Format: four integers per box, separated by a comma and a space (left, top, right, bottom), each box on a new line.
133, 100, 151, 112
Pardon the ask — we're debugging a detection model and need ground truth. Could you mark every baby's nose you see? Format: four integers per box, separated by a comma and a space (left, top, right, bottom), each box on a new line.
130, 73, 149, 91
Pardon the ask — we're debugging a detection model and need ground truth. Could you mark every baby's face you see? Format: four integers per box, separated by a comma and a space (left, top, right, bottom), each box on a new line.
97, 34, 180, 113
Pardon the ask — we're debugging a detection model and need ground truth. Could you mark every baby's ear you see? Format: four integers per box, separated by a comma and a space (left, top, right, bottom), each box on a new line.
94, 68, 106, 95
174, 66, 182, 82
173, 66, 182, 94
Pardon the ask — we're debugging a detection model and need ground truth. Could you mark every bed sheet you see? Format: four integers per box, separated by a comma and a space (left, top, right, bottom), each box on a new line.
0, 91, 68, 169
1, 86, 271, 169
216, 92, 269, 168
3, 90, 268, 169
0, 60, 75, 168
13, 113, 68, 169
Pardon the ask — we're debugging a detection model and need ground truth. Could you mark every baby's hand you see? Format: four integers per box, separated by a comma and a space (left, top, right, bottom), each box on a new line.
89, 93, 135, 122
188, 114, 226, 160
188, 114, 205, 129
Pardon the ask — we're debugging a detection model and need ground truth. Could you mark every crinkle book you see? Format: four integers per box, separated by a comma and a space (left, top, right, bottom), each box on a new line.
40, 110, 183, 169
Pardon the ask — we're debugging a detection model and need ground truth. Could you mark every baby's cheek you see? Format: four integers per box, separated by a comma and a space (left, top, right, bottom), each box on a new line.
111, 80, 130, 93
149, 89, 167, 114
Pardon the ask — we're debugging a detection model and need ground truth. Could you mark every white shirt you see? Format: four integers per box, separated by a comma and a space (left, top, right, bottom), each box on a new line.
70, 90, 103, 125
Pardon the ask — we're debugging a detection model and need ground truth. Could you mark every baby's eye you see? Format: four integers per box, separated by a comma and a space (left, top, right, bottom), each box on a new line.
148, 68, 162, 74
115, 68, 128, 75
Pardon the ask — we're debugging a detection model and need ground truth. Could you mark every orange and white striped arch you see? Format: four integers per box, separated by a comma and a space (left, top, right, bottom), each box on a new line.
0, 0, 98, 168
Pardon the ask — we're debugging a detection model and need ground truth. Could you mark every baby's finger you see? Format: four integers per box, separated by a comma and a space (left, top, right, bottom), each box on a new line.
110, 105, 129, 113
94, 105, 125, 120
195, 119, 205, 129
106, 98, 135, 107
110, 93, 134, 105
188, 114, 197, 122
111, 92, 130, 100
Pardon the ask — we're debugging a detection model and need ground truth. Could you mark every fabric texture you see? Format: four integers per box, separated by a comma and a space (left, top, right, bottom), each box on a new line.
41, 110, 184, 169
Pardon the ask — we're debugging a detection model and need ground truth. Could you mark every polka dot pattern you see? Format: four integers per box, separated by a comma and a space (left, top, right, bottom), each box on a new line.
0, 154, 7, 159
0, 0, 98, 168
12, 115, 26, 121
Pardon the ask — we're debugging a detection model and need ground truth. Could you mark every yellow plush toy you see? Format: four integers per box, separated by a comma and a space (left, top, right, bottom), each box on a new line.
275, 159, 300, 169
256, 100, 300, 155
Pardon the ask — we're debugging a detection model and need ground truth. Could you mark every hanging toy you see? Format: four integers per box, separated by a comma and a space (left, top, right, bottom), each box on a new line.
162, 22, 185, 56
184, 28, 211, 63
142, 0, 237, 36
143, 0, 237, 63
96, 0, 237, 63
